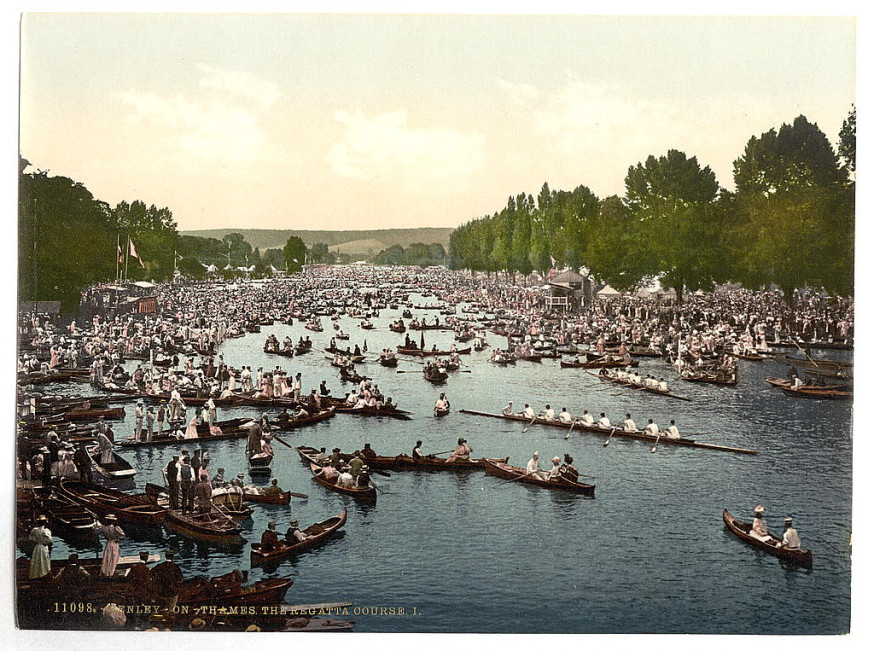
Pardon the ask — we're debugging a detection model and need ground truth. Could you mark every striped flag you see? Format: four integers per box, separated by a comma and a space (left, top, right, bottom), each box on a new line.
117, 243, 123, 264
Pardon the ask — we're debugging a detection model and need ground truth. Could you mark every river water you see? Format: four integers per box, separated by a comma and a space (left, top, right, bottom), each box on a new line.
36, 297, 853, 634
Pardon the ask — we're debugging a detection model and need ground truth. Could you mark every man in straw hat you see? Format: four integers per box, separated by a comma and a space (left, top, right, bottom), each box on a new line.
778, 517, 802, 550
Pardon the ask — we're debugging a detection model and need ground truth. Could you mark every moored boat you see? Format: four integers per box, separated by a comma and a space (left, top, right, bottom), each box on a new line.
57, 478, 167, 527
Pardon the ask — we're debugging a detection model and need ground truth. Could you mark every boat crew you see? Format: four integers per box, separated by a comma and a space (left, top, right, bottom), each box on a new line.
520, 404, 536, 419
412, 440, 425, 459
501, 401, 514, 416
778, 517, 801, 550
750, 505, 769, 541
540, 404, 556, 421
622, 413, 637, 432
644, 419, 659, 436
558, 407, 573, 424
666, 420, 680, 439
559, 454, 579, 482
579, 410, 595, 426
548, 456, 562, 479
525, 451, 549, 481
658, 378, 669, 392
598, 413, 612, 429
447, 438, 472, 462
260, 521, 281, 553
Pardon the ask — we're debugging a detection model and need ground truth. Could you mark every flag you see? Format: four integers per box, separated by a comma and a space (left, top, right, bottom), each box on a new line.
129, 239, 145, 268
549, 255, 557, 268
117, 243, 123, 264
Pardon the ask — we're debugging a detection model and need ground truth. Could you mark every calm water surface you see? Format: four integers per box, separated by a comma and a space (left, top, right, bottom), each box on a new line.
41, 297, 853, 634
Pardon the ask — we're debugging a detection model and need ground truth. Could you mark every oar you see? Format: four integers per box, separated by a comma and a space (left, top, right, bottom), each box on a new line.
564, 421, 576, 440
368, 477, 389, 494
792, 339, 820, 368
651, 433, 661, 453
271, 433, 294, 449
430, 449, 455, 456
370, 468, 392, 478
493, 470, 535, 487
287, 491, 309, 499
522, 416, 537, 433
603, 426, 618, 447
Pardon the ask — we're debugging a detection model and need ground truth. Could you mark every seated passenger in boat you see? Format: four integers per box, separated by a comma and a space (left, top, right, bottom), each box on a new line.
778, 517, 801, 549
749, 505, 770, 541
558, 408, 573, 424
665, 420, 680, 439
547, 456, 562, 479
579, 410, 595, 426
447, 438, 472, 462
622, 413, 637, 432
285, 519, 308, 544
558, 454, 579, 482
262, 478, 284, 495
598, 413, 612, 429
644, 419, 659, 436
501, 401, 514, 416
260, 522, 281, 553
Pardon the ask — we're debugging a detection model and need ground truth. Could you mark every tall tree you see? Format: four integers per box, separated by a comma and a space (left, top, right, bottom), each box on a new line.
838, 105, 855, 177
624, 149, 722, 301
283, 236, 307, 273
732, 115, 852, 300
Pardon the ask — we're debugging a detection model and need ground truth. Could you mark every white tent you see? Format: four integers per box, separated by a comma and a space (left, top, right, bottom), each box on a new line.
597, 285, 621, 297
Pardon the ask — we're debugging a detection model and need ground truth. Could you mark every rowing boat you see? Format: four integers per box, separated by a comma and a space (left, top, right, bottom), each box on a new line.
560, 358, 638, 369
30, 485, 99, 540
722, 509, 812, 567
587, 370, 691, 401
781, 355, 852, 370
118, 417, 257, 447
296, 448, 378, 501
89, 450, 137, 487
482, 459, 595, 496
57, 478, 167, 527
765, 377, 847, 391
269, 408, 336, 430
250, 510, 347, 566
780, 386, 852, 401
330, 450, 510, 471
142, 483, 245, 544
458, 409, 757, 455
241, 487, 292, 506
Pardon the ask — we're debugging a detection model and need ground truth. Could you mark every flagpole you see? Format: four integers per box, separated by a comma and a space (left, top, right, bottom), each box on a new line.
116, 233, 120, 282
125, 235, 130, 281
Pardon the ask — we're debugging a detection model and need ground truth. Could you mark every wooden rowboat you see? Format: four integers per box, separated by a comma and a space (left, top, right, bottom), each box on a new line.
241, 487, 292, 506
363, 452, 510, 471
780, 386, 852, 401
142, 483, 245, 545
296, 448, 378, 502
722, 509, 812, 567
250, 510, 347, 566
458, 409, 757, 455
57, 478, 167, 527
482, 459, 595, 496
89, 450, 137, 487
30, 485, 99, 540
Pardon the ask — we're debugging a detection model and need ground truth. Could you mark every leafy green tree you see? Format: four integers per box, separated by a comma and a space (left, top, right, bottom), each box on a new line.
731, 115, 852, 300
283, 236, 307, 272
624, 149, 722, 301
838, 105, 855, 177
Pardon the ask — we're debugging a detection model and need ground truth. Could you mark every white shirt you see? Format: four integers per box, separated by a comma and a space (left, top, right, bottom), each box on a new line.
667, 425, 680, 439
598, 416, 611, 429
623, 419, 637, 432
559, 411, 573, 423
581, 413, 595, 425
644, 422, 659, 436
543, 407, 555, 420
522, 406, 535, 418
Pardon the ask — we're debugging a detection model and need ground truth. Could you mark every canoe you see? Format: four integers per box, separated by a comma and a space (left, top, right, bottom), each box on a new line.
397, 346, 471, 357
30, 485, 99, 540
587, 370, 691, 401
63, 406, 125, 421
250, 510, 347, 566
458, 409, 757, 455
142, 483, 245, 545
482, 459, 595, 496
722, 509, 812, 567
679, 370, 738, 386
57, 478, 167, 527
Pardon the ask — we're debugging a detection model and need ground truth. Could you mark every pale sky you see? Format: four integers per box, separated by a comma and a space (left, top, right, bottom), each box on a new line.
18, 12, 856, 231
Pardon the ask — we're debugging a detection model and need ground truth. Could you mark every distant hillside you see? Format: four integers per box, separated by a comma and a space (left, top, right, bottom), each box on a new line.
181, 228, 453, 256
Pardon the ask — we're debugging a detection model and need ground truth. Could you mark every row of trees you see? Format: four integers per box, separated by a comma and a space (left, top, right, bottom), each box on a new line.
448, 112, 855, 302
372, 242, 446, 267
18, 157, 318, 310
